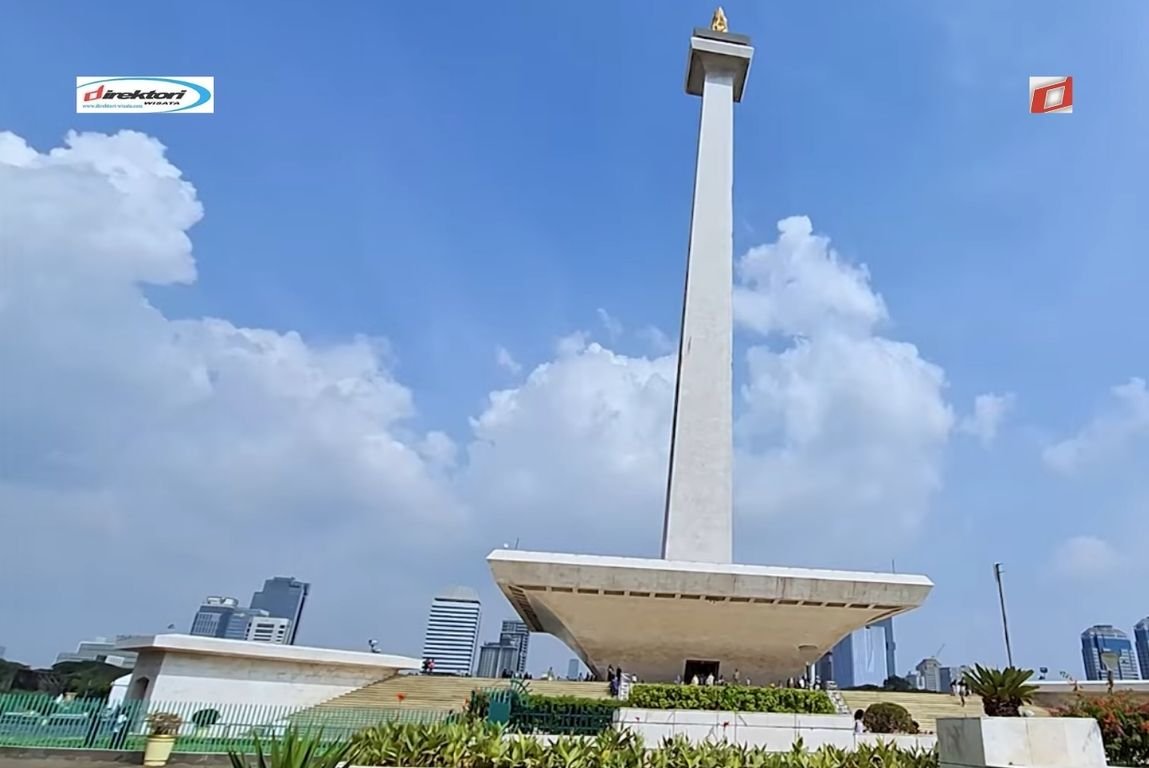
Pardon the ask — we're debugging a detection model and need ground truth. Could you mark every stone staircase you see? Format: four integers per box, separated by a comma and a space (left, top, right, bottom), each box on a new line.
314, 675, 612, 713
839, 691, 983, 734
822, 684, 850, 715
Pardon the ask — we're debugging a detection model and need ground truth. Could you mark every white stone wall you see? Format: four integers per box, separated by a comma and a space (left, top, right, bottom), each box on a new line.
128, 650, 390, 710
937, 717, 1106, 768
615, 708, 936, 752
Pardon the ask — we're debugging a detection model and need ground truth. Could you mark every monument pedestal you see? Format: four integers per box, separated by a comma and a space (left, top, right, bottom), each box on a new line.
489, 550, 931, 682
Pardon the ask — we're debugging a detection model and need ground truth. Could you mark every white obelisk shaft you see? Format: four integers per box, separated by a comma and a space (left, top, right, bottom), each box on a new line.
662, 31, 752, 564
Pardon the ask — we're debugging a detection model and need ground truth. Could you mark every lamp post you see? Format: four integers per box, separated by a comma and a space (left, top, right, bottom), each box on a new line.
993, 563, 1014, 667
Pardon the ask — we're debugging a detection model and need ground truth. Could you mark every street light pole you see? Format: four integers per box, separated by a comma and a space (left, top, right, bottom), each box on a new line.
993, 563, 1014, 667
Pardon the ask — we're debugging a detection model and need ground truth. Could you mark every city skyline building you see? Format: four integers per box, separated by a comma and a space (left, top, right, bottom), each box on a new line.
815, 625, 895, 688
815, 634, 855, 688
475, 641, 517, 678
250, 576, 310, 645
567, 658, 581, 680
1081, 624, 1140, 681
874, 618, 897, 683
499, 619, 530, 676
189, 596, 272, 641
1135, 617, 1149, 681
245, 616, 290, 644
915, 657, 942, 692
421, 587, 482, 676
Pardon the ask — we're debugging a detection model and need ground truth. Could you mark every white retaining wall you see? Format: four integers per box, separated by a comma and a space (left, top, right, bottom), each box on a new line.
614, 708, 935, 752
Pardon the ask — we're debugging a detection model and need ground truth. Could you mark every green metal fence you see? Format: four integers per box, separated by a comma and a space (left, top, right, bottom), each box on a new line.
0, 692, 447, 753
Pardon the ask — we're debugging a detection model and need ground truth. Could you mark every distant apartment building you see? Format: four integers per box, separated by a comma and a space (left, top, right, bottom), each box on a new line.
190, 596, 288, 644
1135, 617, 1149, 681
245, 616, 291, 644
499, 620, 530, 676
250, 577, 310, 645
915, 657, 943, 692
421, 587, 482, 676
1081, 625, 1140, 681
815, 626, 895, 688
190, 596, 267, 640
816, 634, 855, 688
938, 665, 969, 693
191, 596, 243, 638
567, 658, 581, 680
475, 641, 518, 678
55, 637, 137, 669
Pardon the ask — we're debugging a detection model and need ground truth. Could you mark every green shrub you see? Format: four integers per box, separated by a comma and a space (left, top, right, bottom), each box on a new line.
1058, 692, 1149, 766
863, 701, 918, 734
229, 726, 360, 768
627, 683, 836, 714
352, 720, 937, 768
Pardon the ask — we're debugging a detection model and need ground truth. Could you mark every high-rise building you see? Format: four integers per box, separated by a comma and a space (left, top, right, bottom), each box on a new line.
475, 642, 518, 678
191, 596, 240, 637
1135, 617, 1149, 681
191, 596, 278, 641
1081, 625, 1140, 681
815, 634, 855, 688
915, 657, 943, 692
499, 620, 530, 676
874, 618, 897, 683
245, 616, 291, 644
814, 626, 897, 688
422, 587, 482, 676
567, 658, 581, 680
250, 577, 310, 645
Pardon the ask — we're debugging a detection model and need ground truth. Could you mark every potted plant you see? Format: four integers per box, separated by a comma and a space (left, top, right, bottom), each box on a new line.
962, 665, 1038, 716
144, 712, 182, 767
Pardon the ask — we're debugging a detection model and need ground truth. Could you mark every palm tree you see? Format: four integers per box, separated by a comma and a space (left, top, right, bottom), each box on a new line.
962, 665, 1039, 717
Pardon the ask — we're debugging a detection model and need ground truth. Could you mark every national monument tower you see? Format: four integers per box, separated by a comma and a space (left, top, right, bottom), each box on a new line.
488, 10, 932, 684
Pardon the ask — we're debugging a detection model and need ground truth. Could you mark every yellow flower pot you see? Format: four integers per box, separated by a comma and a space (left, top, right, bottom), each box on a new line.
143, 734, 176, 767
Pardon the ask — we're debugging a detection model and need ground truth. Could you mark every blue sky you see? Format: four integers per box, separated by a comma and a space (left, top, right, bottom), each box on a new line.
2, 1, 1148, 682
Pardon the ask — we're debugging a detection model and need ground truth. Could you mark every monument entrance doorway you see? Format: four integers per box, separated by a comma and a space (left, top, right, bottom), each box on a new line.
684, 659, 720, 683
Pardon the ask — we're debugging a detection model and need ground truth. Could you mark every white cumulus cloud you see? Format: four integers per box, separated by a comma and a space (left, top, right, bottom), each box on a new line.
1044, 378, 1149, 473
959, 392, 1015, 446
1053, 535, 1126, 581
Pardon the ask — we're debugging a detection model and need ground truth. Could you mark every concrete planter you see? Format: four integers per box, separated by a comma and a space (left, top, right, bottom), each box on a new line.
936, 717, 1106, 768
614, 708, 935, 752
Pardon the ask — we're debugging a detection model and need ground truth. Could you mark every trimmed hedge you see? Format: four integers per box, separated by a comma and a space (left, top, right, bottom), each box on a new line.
627, 684, 836, 714
468, 691, 621, 734
863, 701, 918, 734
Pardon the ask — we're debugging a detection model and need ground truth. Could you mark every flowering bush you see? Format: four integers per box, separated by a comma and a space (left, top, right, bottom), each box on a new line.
1058, 693, 1149, 766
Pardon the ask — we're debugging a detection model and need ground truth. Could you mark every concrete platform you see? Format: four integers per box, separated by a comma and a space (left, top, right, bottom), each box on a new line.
488, 550, 932, 683
115, 634, 420, 709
